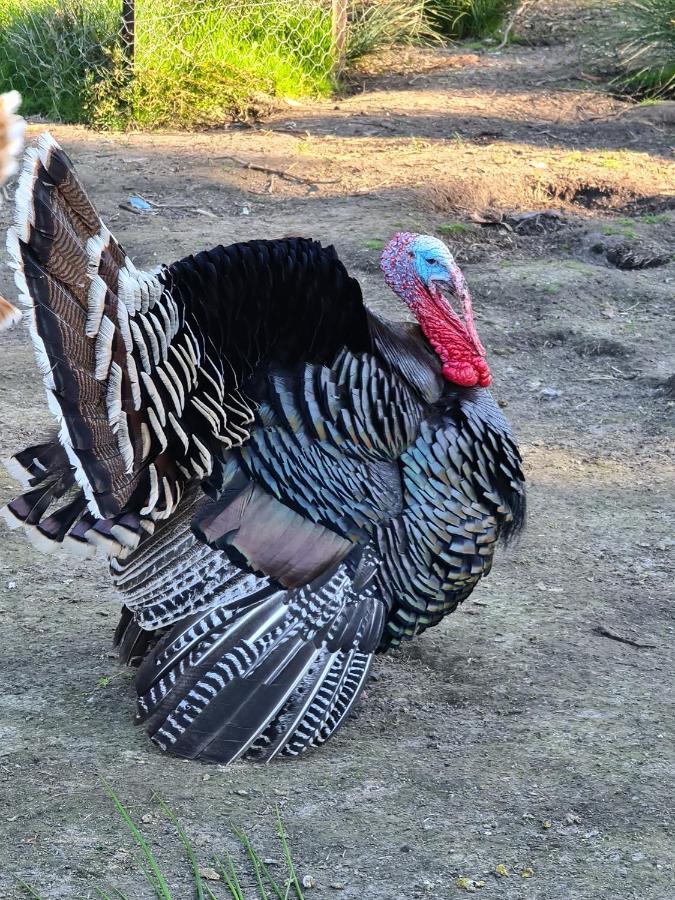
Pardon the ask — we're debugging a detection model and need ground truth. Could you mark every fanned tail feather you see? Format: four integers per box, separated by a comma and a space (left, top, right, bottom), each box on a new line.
134, 549, 385, 764
4, 132, 255, 537
1, 439, 153, 557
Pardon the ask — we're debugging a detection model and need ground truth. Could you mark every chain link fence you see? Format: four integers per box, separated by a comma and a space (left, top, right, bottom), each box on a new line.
0, 0, 430, 127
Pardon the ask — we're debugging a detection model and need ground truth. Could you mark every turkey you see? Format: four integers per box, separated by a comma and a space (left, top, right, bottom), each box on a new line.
1, 133, 525, 763
0, 90, 24, 332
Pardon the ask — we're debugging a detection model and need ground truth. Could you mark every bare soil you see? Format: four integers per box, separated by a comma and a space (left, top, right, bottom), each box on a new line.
0, 3, 673, 898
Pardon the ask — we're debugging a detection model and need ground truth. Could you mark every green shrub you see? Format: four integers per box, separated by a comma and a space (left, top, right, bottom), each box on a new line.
346, 0, 437, 62
616, 0, 675, 98
425, 0, 515, 40
0, 0, 119, 123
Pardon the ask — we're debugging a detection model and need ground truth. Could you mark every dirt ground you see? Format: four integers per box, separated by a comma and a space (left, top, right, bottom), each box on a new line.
0, 3, 673, 898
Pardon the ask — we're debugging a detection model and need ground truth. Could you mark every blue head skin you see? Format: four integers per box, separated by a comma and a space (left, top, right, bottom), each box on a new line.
408, 234, 458, 291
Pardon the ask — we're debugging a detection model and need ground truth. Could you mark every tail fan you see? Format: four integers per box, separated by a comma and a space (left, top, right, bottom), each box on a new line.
134, 549, 385, 763
0, 91, 24, 333
1, 437, 155, 557
4, 131, 370, 554
5, 131, 256, 532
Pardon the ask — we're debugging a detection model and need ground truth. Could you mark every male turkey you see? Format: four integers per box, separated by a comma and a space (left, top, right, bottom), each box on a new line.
1, 134, 525, 763
0, 90, 24, 332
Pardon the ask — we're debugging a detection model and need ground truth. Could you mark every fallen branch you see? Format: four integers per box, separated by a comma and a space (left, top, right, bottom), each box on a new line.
214, 155, 340, 186
592, 625, 656, 650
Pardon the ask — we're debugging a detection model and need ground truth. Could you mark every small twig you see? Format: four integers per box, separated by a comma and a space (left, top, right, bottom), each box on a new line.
496, 0, 532, 51
213, 155, 340, 185
592, 625, 656, 650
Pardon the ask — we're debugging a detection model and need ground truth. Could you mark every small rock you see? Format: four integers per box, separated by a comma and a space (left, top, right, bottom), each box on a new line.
141, 814, 153, 824
497, 398, 509, 408
330, 883, 345, 891
302, 874, 316, 889
565, 813, 581, 825
542, 820, 552, 829
199, 867, 221, 882
234, 789, 249, 796
202, 774, 211, 781
539, 388, 561, 400
520, 867, 534, 878
494, 864, 509, 877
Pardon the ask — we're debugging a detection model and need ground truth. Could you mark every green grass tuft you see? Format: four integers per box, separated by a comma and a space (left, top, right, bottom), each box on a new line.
438, 222, 472, 234
614, 0, 675, 98
17, 785, 307, 899
346, 0, 437, 61
425, 0, 515, 40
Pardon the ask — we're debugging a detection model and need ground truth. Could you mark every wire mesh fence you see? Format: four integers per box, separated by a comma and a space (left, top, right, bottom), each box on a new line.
0, 0, 348, 126
0, 0, 435, 127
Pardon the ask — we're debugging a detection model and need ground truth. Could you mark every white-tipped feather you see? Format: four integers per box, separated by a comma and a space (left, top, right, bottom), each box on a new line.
169, 344, 194, 391
139, 313, 161, 365
191, 395, 221, 432
127, 353, 142, 410
118, 267, 138, 315
36, 131, 60, 168
141, 370, 166, 426
148, 310, 168, 361
1, 91, 24, 184
129, 319, 152, 374
94, 315, 116, 380
163, 359, 186, 410
156, 365, 182, 416
86, 274, 108, 337
147, 406, 168, 453
0, 504, 22, 530
2, 456, 33, 491
141, 464, 159, 515
168, 411, 190, 453
116, 294, 133, 353
116, 410, 135, 475
106, 362, 124, 429
140, 422, 152, 461
12, 148, 38, 241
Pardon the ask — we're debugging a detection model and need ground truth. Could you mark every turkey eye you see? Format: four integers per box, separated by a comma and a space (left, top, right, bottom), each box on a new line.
426, 258, 437, 265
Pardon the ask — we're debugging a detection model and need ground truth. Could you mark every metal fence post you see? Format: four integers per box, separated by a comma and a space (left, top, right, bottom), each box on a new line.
332, 0, 347, 79
121, 0, 135, 65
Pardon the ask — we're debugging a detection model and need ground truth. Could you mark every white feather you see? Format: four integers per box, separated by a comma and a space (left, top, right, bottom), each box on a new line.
94, 315, 116, 380
129, 319, 152, 374
141, 464, 160, 515
141, 371, 166, 426
106, 362, 123, 429
168, 411, 189, 453
86, 274, 108, 337
147, 406, 168, 453
116, 411, 135, 475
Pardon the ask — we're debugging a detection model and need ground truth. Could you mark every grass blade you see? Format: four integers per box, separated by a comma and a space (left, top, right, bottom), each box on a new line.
156, 798, 205, 900
216, 850, 246, 900
233, 825, 270, 900
275, 807, 304, 900
101, 779, 173, 900
15, 878, 43, 899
